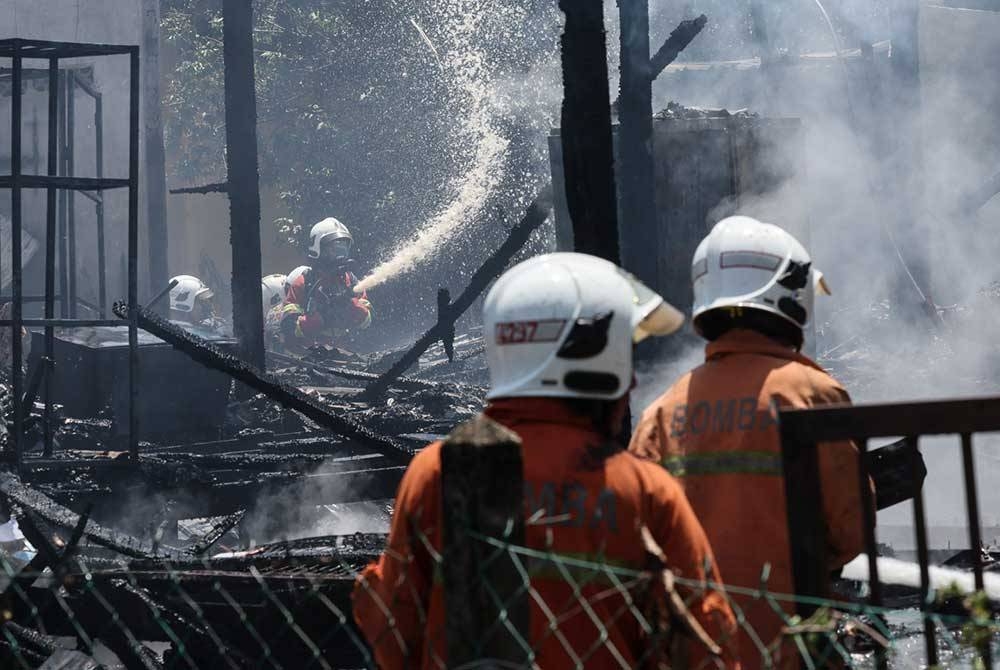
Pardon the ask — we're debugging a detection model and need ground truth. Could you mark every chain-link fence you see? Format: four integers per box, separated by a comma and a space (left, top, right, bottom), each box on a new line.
0, 509, 996, 670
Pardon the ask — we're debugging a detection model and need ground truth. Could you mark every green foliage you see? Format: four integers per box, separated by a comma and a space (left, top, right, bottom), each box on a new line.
160, 0, 455, 254
935, 582, 995, 670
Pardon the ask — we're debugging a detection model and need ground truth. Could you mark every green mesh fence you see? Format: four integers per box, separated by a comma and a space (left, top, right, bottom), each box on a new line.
0, 523, 995, 669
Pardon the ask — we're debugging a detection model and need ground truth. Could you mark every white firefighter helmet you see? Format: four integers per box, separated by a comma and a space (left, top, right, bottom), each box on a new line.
308, 217, 353, 261
169, 275, 213, 314
691, 216, 831, 336
261, 274, 287, 312
284, 265, 311, 294
483, 252, 683, 401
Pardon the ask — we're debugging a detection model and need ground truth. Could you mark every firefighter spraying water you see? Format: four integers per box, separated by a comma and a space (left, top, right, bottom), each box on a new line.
266, 218, 373, 354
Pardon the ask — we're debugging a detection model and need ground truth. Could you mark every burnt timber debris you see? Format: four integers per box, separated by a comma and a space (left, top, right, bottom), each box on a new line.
361, 185, 552, 400
1, 1, 1000, 665
0, 163, 547, 668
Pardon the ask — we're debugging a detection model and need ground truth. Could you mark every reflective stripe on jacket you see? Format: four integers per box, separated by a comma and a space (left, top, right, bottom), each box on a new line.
352, 398, 740, 669
629, 329, 871, 670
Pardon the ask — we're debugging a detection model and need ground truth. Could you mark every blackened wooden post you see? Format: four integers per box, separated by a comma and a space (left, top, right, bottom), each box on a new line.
143, 0, 170, 305
128, 48, 141, 459
559, 0, 621, 264
44, 58, 58, 457
616, 0, 658, 287
437, 288, 455, 363
10, 47, 24, 474
441, 416, 527, 665
223, 0, 266, 370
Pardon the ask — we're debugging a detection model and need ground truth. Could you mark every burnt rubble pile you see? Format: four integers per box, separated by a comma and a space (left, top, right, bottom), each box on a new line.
0, 471, 384, 666
0, 317, 489, 666
653, 101, 758, 121
9, 326, 489, 526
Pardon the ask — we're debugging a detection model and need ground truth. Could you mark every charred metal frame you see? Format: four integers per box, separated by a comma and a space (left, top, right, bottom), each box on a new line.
779, 396, 999, 669
0, 39, 141, 471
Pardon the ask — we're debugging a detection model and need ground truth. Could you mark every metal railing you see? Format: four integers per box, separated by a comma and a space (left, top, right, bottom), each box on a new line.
779, 394, 1000, 669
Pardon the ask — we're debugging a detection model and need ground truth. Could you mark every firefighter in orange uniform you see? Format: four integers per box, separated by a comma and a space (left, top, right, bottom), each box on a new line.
272, 217, 372, 352
353, 252, 740, 669
630, 216, 870, 669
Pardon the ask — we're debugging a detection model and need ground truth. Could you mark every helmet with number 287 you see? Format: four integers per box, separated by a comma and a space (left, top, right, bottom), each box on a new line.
483, 252, 683, 401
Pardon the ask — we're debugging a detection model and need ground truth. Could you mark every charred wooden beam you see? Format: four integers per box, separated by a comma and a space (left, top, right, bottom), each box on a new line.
266, 349, 440, 392
617, 0, 659, 288
28, 568, 368, 665
17, 503, 90, 581
223, 0, 266, 370
0, 472, 181, 559
559, 0, 621, 262
191, 509, 245, 556
168, 181, 228, 195
438, 288, 455, 363
112, 303, 414, 460
649, 14, 707, 80
362, 187, 553, 400
2, 622, 60, 660
119, 580, 245, 667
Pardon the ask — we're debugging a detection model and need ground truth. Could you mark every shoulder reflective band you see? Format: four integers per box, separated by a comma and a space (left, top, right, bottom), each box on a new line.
661, 451, 782, 477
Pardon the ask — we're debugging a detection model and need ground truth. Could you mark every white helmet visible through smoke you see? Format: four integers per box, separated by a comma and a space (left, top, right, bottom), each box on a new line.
691, 216, 828, 334
285, 266, 311, 294
261, 274, 287, 313
169, 275, 213, 314
308, 217, 353, 261
483, 252, 683, 401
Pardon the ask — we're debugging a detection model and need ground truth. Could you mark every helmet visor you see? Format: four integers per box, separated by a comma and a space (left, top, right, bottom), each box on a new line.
617, 269, 684, 341
321, 236, 352, 261
814, 269, 832, 296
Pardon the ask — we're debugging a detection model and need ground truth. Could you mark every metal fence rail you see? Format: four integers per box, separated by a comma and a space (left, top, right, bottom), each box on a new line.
779, 394, 1000, 669
0, 519, 994, 668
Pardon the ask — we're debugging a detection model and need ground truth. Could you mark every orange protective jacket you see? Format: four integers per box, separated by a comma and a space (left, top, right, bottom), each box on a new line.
629, 330, 870, 669
353, 398, 740, 669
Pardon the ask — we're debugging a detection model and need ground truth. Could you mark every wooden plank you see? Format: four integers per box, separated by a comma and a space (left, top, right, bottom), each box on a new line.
441, 416, 527, 666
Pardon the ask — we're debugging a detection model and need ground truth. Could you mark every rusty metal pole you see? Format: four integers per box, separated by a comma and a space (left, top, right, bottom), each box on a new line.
559, 0, 621, 264
223, 0, 265, 370
616, 0, 658, 289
